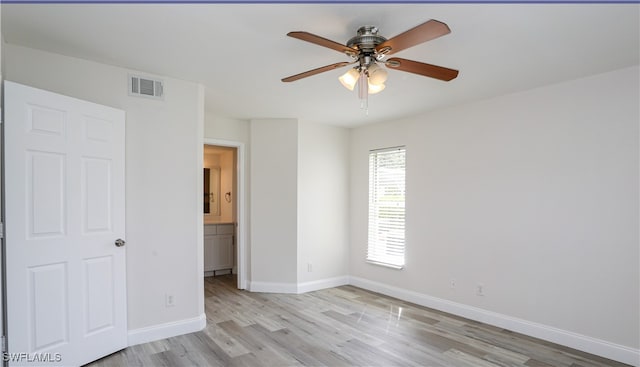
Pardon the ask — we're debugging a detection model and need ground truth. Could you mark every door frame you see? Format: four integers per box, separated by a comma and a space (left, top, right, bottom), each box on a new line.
202, 138, 246, 290
1, 82, 7, 365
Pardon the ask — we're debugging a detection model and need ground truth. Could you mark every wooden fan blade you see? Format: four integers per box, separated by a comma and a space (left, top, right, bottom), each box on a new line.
282, 62, 352, 82
287, 31, 357, 55
376, 20, 451, 56
386, 58, 458, 81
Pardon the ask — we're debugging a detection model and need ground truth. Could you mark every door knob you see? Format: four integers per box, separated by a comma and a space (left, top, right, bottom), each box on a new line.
115, 238, 126, 247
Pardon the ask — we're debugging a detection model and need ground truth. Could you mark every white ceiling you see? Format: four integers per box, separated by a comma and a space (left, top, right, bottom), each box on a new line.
2, 4, 639, 127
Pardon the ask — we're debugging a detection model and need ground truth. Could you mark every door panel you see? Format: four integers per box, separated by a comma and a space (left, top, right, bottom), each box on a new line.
82, 158, 112, 233
28, 263, 69, 352
5, 81, 127, 366
83, 256, 115, 335
27, 104, 66, 137
28, 151, 66, 237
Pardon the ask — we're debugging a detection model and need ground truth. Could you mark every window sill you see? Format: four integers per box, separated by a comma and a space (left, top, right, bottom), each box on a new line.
366, 260, 404, 270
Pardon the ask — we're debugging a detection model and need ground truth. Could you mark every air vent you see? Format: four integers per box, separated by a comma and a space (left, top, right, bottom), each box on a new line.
128, 74, 164, 100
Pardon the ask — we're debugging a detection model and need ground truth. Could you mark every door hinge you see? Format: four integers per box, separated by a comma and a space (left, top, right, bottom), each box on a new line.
0, 221, 3, 239
1, 335, 6, 354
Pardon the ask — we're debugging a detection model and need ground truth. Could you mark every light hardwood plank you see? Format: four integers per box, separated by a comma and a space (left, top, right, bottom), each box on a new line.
85, 275, 631, 367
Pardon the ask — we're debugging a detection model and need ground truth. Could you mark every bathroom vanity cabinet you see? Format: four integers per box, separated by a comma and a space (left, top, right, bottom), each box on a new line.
204, 223, 234, 275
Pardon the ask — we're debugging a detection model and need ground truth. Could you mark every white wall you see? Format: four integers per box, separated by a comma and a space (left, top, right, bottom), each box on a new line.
205, 115, 250, 144
249, 118, 299, 288
4, 44, 205, 335
350, 66, 639, 356
298, 122, 350, 284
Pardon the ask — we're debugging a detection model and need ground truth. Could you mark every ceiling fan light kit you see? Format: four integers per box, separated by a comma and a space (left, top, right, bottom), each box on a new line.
366, 63, 388, 86
282, 19, 459, 112
368, 80, 385, 94
338, 68, 359, 91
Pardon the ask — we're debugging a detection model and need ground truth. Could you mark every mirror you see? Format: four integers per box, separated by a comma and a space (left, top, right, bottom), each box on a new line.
204, 167, 221, 215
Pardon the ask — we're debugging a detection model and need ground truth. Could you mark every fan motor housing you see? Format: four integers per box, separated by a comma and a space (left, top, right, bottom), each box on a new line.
347, 26, 387, 53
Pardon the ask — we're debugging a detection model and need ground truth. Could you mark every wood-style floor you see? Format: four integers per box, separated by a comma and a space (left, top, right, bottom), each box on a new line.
87, 275, 629, 367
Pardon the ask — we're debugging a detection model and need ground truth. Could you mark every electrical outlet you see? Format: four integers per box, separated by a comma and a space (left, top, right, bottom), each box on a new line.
166, 294, 175, 307
476, 284, 485, 297
450, 279, 456, 289
307, 263, 313, 272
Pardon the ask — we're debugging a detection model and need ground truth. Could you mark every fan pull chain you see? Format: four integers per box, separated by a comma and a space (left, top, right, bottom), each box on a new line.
358, 70, 369, 115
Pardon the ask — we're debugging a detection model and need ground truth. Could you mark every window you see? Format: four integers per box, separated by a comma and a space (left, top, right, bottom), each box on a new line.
367, 146, 406, 269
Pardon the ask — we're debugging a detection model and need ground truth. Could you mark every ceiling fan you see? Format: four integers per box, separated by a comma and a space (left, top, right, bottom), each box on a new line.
282, 19, 459, 101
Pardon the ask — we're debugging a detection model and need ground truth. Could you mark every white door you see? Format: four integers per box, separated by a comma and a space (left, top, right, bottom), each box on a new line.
4, 81, 127, 366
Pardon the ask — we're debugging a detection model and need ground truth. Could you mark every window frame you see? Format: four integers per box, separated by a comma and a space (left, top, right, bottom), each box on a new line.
366, 146, 406, 270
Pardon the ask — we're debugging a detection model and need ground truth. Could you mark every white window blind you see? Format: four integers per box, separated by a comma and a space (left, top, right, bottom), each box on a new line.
367, 146, 406, 269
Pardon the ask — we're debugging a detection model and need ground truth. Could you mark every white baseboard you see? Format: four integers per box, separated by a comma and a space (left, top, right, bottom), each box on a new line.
128, 313, 206, 347
247, 276, 349, 294
247, 280, 298, 294
297, 276, 349, 294
349, 276, 639, 367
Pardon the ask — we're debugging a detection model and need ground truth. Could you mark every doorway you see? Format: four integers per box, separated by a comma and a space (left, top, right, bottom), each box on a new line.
202, 139, 246, 290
